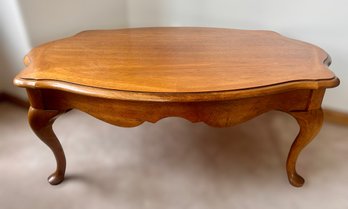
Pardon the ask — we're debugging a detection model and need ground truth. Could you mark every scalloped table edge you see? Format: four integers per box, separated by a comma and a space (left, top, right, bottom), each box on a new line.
14, 76, 340, 102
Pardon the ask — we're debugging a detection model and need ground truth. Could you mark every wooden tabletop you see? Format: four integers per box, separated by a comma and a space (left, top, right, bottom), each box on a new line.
15, 27, 339, 101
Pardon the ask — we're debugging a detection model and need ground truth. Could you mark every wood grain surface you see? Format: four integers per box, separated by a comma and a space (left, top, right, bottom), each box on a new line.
15, 27, 338, 102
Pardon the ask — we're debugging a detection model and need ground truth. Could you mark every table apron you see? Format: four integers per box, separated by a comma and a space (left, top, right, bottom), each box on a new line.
26, 88, 324, 128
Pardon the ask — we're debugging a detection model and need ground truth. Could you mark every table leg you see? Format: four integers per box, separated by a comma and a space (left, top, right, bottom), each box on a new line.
28, 106, 66, 185
286, 108, 323, 187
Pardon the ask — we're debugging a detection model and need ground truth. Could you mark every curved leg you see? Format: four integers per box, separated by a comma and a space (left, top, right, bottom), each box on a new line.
286, 108, 323, 187
28, 106, 66, 185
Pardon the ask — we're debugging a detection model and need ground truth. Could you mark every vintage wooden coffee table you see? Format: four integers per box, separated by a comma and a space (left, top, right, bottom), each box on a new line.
14, 27, 339, 187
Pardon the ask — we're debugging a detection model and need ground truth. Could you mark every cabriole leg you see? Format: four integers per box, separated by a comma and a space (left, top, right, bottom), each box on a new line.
286, 108, 323, 187
28, 106, 66, 185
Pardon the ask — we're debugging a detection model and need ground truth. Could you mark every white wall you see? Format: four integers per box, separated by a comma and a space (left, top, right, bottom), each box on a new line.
18, 0, 128, 47
1, 0, 347, 111
0, 0, 30, 97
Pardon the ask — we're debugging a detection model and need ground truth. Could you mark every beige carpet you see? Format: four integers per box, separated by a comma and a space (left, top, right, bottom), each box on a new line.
0, 102, 347, 209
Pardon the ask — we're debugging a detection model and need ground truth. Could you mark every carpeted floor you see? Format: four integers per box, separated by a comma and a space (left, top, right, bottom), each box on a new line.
0, 102, 347, 209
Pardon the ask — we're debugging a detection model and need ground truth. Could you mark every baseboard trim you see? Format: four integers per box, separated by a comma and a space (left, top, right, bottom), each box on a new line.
324, 109, 348, 127
0, 92, 5, 102
0, 92, 30, 108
